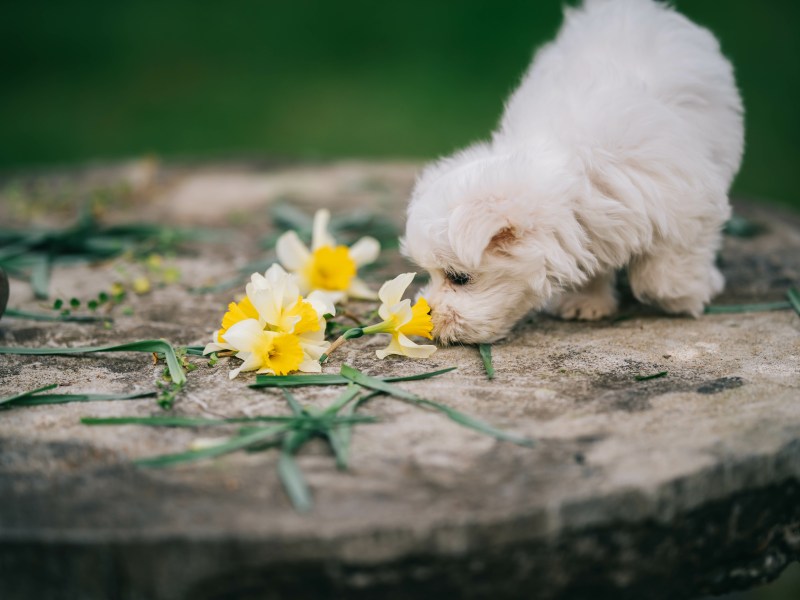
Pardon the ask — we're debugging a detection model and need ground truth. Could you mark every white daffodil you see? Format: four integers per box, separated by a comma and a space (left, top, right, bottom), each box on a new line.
276, 208, 380, 303
361, 273, 436, 359
203, 264, 334, 377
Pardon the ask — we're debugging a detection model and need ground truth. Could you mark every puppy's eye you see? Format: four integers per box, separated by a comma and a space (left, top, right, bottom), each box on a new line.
445, 271, 472, 286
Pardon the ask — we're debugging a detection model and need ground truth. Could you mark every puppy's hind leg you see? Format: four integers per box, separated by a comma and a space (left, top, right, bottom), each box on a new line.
628, 241, 724, 317
548, 270, 619, 321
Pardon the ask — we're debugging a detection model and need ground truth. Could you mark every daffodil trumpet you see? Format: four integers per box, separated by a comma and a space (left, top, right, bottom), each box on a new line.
320, 273, 437, 362
276, 208, 380, 303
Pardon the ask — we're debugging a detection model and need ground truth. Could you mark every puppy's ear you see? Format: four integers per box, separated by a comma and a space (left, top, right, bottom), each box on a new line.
448, 201, 518, 269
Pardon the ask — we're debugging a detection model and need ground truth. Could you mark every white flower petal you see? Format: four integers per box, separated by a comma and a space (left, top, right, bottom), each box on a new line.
347, 278, 378, 301
249, 272, 268, 290
276, 231, 311, 271
204, 341, 228, 354
378, 297, 411, 323
375, 336, 404, 360
299, 338, 329, 360
229, 351, 263, 379
348, 236, 380, 266
306, 290, 336, 317
204, 330, 233, 354
264, 263, 289, 281
378, 273, 415, 308
316, 289, 345, 305
311, 208, 336, 250
247, 288, 281, 328
377, 332, 436, 359
298, 359, 323, 373
396, 332, 437, 357
222, 319, 266, 354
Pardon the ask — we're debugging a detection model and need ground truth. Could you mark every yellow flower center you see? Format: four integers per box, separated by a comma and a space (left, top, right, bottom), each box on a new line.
284, 296, 321, 335
399, 297, 434, 340
256, 332, 304, 376
219, 297, 259, 342
304, 245, 356, 291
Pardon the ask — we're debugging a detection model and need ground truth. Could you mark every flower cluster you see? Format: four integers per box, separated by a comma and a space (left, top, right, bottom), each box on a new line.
204, 265, 334, 379
205, 209, 436, 379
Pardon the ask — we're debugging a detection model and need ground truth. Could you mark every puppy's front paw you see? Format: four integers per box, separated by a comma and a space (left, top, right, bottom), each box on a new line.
550, 291, 618, 321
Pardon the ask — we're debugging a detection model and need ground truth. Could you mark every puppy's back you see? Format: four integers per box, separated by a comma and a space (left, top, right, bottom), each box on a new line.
496, 0, 743, 186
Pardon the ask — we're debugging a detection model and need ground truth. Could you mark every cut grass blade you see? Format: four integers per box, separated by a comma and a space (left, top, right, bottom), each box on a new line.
788, 287, 800, 317
3, 308, 112, 323
705, 301, 791, 314
30, 254, 51, 299
321, 384, 361, 416
278, 430, 314, 512
136, 423, 292, 467
321, 384, 362, 470
182, 345, 206, 356
634, 371, 668, 382
11, 390, 154, 406
325, 390, 381, 470
1, 384, 153, 407
81, 414, 375, 428
0, 383, 58, 406
270, 203, 314, 233
282, 388, 305, 417
340, 365, 533, 447
478, 344, 495, 380
251, 366, 457, 388
0, 339, 186, 385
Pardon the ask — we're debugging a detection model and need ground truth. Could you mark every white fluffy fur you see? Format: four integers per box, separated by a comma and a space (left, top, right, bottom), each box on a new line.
403, 0, 744, 344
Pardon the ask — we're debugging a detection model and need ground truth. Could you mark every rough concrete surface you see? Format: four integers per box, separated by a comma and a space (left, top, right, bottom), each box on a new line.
0, 159, 799, 600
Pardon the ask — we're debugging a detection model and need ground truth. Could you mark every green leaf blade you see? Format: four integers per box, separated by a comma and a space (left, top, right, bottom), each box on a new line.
278, 431, 314, 513
705, 301, 791, 314
136, 424, 291, 468
0, 383, 59, 406
634, 371, 668, 382
478, 344, 495, 380
340, 364, 533, 447
788, 287, 800, 317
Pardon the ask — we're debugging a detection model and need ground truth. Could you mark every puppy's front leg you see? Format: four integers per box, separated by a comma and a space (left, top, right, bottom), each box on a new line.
628, 242, 724, 317
548, 271, 618, 321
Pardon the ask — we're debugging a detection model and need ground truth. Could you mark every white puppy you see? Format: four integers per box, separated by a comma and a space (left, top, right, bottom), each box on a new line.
403, 0, 744, 344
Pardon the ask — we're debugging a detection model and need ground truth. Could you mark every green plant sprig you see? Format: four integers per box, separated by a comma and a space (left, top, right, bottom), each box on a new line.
0, 207, 219, 299
0, 339, 188, 408
93, 383, 378, 512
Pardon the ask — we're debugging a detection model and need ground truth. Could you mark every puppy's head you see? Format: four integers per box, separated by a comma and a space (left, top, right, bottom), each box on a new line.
403, 142, 592, 344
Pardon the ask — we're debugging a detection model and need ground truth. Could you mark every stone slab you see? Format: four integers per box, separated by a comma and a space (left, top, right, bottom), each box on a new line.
0, 160, 798, 599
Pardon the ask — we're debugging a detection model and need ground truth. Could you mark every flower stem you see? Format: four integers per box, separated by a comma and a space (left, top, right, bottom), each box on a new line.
320, 327, 364, 363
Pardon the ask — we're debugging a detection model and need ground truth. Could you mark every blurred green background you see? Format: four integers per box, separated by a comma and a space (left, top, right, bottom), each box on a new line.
1, 0, 798, 212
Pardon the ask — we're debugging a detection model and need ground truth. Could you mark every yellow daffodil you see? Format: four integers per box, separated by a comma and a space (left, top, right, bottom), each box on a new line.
204, 264, 334, 378
362, 273, 436, 359
321, 273, 435, 361
276, 208, 380, 302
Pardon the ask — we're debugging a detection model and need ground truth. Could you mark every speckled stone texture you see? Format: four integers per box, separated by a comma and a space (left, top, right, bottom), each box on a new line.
0, 160, 798, 600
